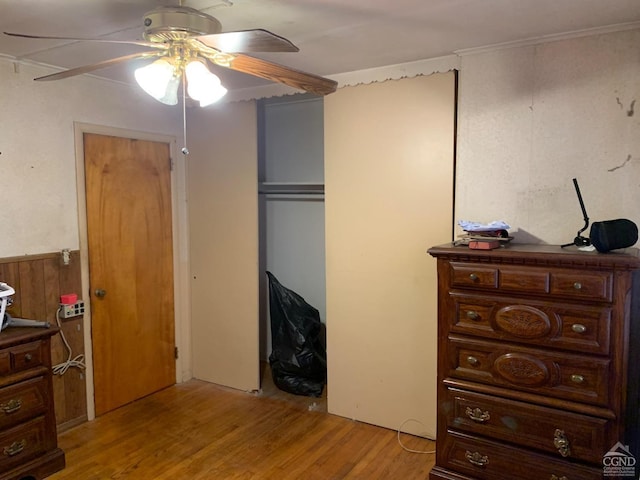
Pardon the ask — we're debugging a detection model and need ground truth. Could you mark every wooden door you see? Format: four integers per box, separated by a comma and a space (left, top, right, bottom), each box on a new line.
84, 133, 175, 416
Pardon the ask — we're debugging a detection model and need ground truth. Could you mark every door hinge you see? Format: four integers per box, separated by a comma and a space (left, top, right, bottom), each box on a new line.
174, 347, 179, 359
169, 157, 174, 171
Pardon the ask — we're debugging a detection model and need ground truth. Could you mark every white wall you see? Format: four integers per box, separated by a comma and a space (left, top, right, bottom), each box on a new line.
0, 58, 182, 257
456, 28, 640, 244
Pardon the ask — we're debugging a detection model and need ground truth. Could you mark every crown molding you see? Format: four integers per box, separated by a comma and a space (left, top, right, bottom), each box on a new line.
330, 54, 459, 88
455, 21, 640, 57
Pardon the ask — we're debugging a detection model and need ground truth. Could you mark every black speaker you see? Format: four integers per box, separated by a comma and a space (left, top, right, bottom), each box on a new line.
590, 219, 638, 253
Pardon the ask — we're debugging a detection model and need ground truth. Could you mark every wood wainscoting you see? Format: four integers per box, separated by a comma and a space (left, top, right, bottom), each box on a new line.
0, 250, 87, 431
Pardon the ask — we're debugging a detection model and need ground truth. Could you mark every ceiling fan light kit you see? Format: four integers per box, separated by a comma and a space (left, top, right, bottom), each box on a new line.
3, 5, 337, 98
134, 54, 228, 107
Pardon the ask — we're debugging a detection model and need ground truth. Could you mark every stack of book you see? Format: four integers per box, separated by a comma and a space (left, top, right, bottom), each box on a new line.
454, 227, 512, 249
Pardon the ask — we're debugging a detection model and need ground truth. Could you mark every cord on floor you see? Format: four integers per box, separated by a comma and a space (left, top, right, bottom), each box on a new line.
397, 418, 436, 454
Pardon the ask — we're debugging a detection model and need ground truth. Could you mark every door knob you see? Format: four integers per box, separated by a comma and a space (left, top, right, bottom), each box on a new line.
94, 289, 107, 298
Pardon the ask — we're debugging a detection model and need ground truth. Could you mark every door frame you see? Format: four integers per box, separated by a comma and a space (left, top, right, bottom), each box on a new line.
73, 122, 191, 421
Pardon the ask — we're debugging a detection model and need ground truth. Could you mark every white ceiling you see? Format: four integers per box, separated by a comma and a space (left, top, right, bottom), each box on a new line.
1, 0, 639, 95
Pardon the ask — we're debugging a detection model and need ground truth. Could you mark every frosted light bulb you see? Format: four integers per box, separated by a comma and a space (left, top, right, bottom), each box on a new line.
135, 59, 179, 105
185, 60, 227, 107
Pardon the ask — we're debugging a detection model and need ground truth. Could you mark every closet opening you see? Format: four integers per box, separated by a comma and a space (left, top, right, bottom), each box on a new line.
257, 93, 327, 409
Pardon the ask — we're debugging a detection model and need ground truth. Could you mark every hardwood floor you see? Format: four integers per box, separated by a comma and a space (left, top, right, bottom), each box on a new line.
48, 372, 435, 479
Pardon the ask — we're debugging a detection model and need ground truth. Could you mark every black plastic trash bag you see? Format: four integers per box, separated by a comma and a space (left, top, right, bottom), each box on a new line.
267, 271, 327, 397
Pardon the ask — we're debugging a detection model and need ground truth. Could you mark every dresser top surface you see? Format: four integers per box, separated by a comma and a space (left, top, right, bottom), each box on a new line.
0, 326, 60, 348
428, 243, 640, 269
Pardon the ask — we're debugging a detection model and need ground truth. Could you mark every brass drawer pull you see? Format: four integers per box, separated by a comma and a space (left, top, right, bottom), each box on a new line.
571, 324, 586, 334
469, 273, 479, 281
466, 356, 480, 366
465, 450, 489, 467
553, 429, 571, 457
550, 476, 568, 480
573, 282, 582, 290
465, 407, 490, 423
0, 399, 22, 414
570, 374, 584, 384
24, 353, 33, 362
3, 439, 26, 457
466, 310, 479, 320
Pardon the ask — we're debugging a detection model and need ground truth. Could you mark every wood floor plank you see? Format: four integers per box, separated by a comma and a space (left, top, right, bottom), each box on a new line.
49, 379, 435, 479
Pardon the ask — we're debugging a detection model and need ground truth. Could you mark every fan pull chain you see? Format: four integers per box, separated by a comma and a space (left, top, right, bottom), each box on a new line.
181, 72, 189, 156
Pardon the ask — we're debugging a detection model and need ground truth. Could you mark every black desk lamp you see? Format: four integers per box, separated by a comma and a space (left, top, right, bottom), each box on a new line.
561, 178, 591, 248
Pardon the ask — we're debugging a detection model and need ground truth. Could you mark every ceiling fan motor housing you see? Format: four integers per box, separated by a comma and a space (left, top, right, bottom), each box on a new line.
143, 6, 222, 42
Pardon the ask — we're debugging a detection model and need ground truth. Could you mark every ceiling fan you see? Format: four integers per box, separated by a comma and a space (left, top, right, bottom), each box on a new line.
4, 5, 338, 105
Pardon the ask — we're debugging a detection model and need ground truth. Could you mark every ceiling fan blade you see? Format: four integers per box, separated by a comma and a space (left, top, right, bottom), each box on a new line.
209, 53, 337, 96
195, 29, 299, 53
3, 31, 168, 50
34, 51, 166, 81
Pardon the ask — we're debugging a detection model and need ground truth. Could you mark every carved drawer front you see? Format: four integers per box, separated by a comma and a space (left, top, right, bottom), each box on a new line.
0, 376, 48, 430
440, 431, 603, 480
448, 336, 610, 406
0, 416, 47, 472
451, 293, 611, 355
442, 387, 611, 464
9, 341, 44, 374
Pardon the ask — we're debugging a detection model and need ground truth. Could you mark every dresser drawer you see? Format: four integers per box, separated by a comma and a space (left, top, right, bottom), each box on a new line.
451, 264, 498, 289
0, 376, 48, 430
0, 352, 10, 376
449, 263, 613, 302
550, 271, 612, 302
8, 340, 44, 374
0, 416, 48, 472
451, 293, 611, 354
448, 336, 610, 406
439, 430, 603, 480
442, 387, 611, 463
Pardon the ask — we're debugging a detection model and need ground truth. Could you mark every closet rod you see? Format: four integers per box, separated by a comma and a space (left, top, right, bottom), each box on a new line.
259, 184, 324, 195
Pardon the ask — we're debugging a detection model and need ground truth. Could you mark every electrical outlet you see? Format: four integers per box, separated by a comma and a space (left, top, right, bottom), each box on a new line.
60, 300, 85, 319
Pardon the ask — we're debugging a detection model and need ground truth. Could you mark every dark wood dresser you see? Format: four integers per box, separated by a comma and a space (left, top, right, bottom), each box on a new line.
0, 327, 65, 480
427, 243, 640, 480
